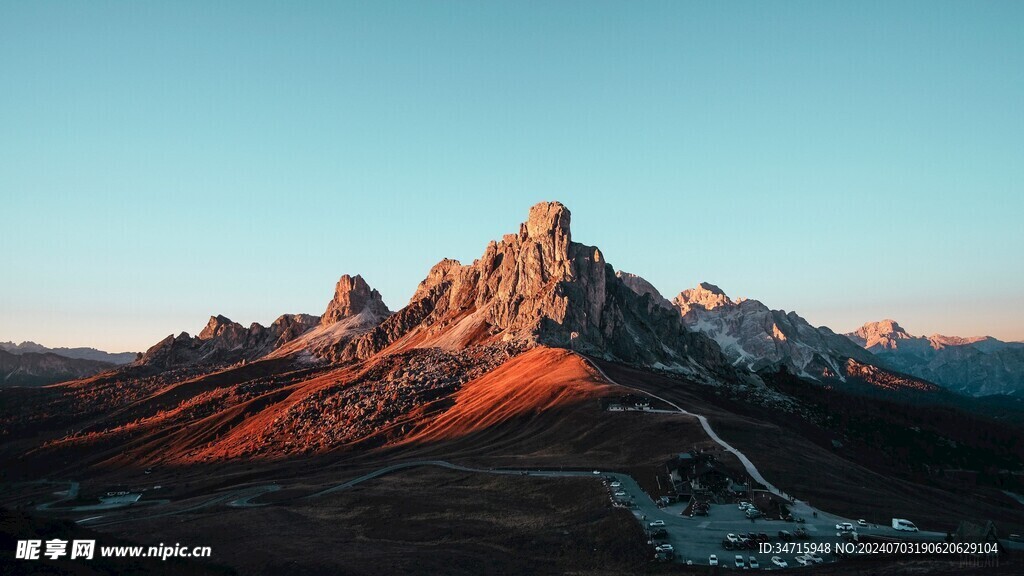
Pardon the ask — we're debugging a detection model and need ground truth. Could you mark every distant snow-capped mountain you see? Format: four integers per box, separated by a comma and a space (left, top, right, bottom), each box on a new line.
615, 276, 878, 380
667, 282, 876, 380
846, 320, 1024, 396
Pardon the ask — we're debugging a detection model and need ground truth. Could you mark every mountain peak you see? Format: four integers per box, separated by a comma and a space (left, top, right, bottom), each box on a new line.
339, 201, 732, 372
853, 319, 911, 339
198, 315, 241, 340
673, 282, 734, 314
322, 274, 391, 326
522, 201, 571, 242
845, 319, 915, 351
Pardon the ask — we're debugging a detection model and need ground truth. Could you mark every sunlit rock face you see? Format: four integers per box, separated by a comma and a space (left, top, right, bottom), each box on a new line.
655, 284, 875, 380
342, 201, 733, 375
321, 275, 391, 326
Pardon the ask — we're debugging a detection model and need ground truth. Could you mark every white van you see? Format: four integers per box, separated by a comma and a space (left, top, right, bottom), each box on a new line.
891, 518, 919, 532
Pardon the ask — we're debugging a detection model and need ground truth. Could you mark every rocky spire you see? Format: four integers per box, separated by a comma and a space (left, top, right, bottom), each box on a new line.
521, 201, 572, 261
198, 315, 243, 340
321, 274, 391, 326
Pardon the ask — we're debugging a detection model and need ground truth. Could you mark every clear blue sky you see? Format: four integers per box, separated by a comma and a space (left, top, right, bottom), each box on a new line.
2, 1, 1022, 352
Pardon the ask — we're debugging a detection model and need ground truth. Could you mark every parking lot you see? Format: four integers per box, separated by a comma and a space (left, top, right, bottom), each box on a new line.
605, 474, 952, 567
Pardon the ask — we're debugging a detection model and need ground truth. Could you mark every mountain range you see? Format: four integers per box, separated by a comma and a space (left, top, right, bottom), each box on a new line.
846, 319, 1024, 396
0, 342, 138, 387
3, 202, 1019, 403
0, 341, 137, 364
0, 348, 119, 387
3, 201, 1023, 576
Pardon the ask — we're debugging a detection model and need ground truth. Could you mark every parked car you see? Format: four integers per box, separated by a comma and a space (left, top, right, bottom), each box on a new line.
746, 509, 762, 519
655, 544, 674, 552
771, 556, 788, 568
649, 520, 665, 528
709, 554, 719, 566
748, 556, 759, 569
726, 533, 739, 543
610, 481, 621, 488
806, 552, 824, 564
892, 518, 919, 532
858, 519, 868, 527
734, 554, 745, 568
794, 555, 810, 566
778, 530, 793, 541
836, 522, 855, 531
795, 528, 809, 539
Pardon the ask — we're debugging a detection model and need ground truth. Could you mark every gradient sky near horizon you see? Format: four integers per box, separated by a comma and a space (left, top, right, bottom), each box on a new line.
2, 1, 1023, 352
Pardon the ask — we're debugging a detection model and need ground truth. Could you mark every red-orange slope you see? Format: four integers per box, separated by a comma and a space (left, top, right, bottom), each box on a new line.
394, 347, 616, 445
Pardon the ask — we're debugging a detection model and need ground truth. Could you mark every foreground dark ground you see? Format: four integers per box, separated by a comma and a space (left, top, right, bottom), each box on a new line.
2, 351, 1023, 574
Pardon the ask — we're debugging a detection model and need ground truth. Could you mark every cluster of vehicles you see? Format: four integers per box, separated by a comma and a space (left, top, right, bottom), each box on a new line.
708, 552, 823, 569
738, 500, 762, 519
647, 520, 675, 560
603, 476, 636, 508
777, 528, 810, 541
723, 532, 769, 550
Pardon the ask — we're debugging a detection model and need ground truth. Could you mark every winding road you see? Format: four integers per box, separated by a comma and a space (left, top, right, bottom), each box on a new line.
579, 355, 783, 497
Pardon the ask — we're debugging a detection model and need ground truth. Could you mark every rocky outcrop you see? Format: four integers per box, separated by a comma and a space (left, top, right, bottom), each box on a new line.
321, 275, 391, 326
662, 283, 875, 380
341, 202, 734, 376
138, 313, 321, 370
268, 275, 392, 361
845, 321, 1024, 396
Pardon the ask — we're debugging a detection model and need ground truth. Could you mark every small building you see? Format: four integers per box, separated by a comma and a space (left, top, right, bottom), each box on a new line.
728, 480, 749, 495
689, 463, 730, 492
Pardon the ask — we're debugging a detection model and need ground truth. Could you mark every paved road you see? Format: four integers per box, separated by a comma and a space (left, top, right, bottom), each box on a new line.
581, 357, 783, 497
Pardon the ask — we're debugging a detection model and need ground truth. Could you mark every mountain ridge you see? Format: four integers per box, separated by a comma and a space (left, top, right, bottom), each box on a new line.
0, 341, 138, 365
846, 320, 1024, 396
